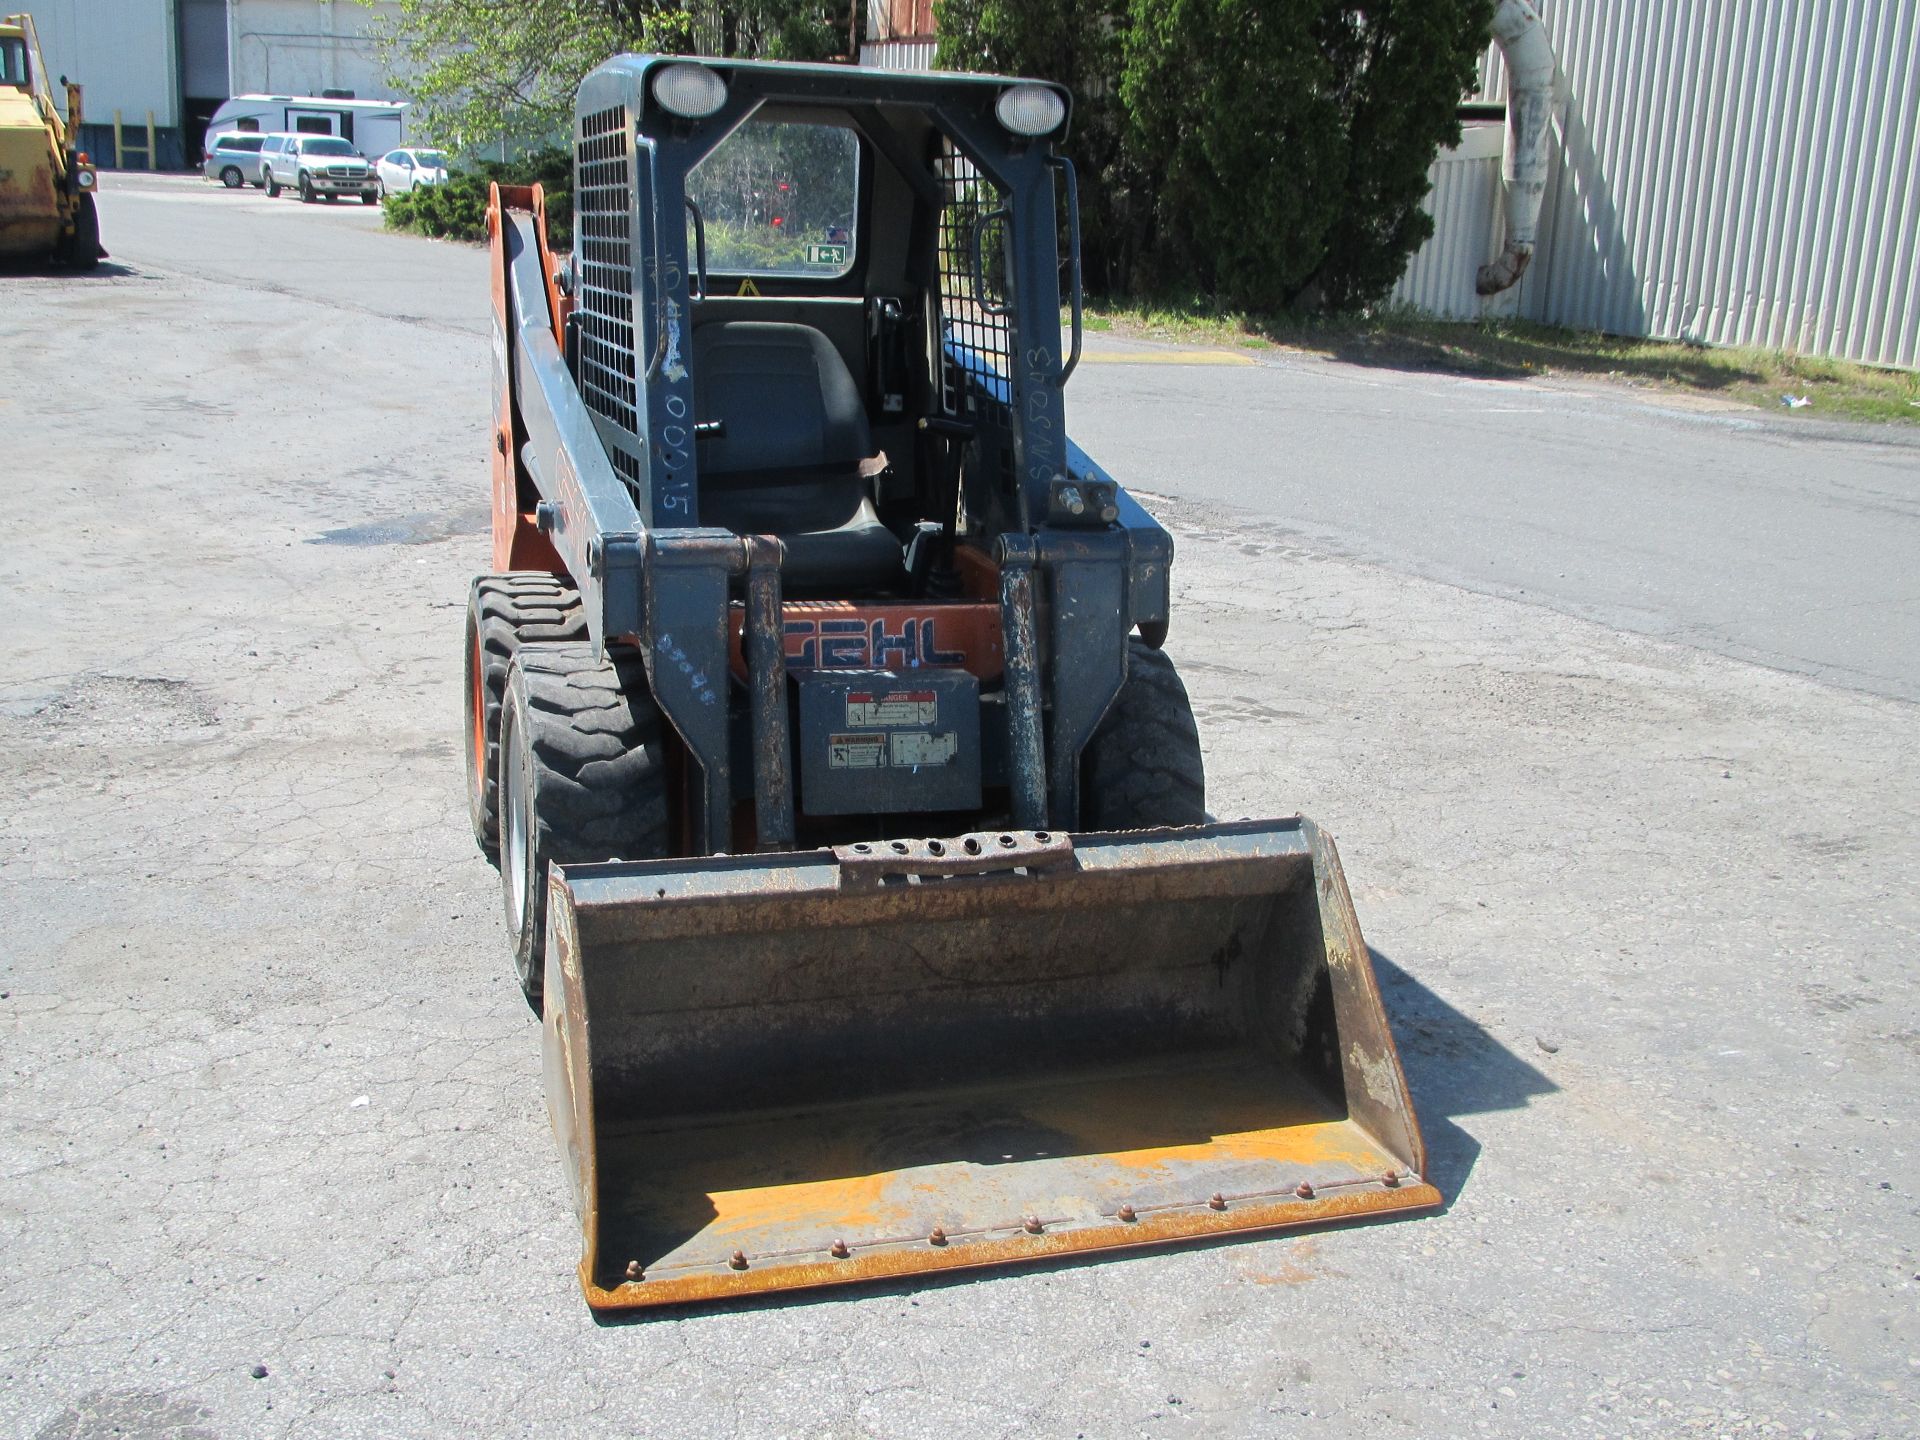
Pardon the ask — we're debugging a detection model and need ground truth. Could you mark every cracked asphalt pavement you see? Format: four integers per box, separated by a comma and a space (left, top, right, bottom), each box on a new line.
2, 174, 1915, 1439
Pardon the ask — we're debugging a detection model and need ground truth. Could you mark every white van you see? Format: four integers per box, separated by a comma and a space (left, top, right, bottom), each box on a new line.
206, 95, 408, 159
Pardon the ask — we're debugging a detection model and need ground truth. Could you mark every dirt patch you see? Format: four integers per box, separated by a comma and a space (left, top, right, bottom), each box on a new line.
19, 674, 219, 747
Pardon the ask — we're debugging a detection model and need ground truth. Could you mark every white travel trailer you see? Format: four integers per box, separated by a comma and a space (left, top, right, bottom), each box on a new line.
205, 94, 407, 158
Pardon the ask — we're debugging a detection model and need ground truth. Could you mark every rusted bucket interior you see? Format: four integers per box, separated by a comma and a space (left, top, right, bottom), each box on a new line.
543, 821, 1439, 1309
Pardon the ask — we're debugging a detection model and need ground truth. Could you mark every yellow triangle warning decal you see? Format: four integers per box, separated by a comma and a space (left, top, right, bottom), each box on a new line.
735, 277, 762, 297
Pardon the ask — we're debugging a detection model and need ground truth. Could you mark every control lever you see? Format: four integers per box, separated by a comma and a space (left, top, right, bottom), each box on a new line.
916, 416, 976, 598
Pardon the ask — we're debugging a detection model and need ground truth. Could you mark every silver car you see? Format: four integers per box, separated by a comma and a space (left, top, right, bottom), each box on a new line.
260, 133, 380, 205
202, 132, 269, 189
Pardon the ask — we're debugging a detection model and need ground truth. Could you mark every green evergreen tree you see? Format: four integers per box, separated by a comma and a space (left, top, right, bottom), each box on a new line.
936, 0, 1493, 312
933, 1, 1140, 296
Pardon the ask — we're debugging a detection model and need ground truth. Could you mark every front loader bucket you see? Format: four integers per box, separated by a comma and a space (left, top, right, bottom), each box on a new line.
542, 818, 1440, 1311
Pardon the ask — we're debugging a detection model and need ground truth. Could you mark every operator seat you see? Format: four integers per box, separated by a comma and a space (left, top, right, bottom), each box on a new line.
692, 321, 904, 594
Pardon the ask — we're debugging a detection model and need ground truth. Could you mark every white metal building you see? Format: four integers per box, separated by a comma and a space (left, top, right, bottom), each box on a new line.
226, 0, 402, 104
1393, 0, 1919, 369
25, 0, 181, 162
22, 0, 403, 166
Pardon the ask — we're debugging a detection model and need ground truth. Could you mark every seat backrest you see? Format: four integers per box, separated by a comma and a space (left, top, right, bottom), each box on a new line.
693, 322, 872, 480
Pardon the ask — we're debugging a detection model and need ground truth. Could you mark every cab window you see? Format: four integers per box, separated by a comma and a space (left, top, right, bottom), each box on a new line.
0, 36, 28, 87
686, 121, 858, 278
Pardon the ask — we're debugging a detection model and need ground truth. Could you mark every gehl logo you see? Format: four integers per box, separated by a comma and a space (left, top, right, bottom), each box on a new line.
786, 616, 965, 670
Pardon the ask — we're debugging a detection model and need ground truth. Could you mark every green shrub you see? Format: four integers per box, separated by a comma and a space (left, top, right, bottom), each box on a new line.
384, 145, 573, 249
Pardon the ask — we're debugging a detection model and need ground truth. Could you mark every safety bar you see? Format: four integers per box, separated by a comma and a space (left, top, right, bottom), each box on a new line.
970, 205, 1016, 317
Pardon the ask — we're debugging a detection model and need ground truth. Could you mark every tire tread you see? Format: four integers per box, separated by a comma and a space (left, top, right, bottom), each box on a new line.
501, 642, 669, 1010
464, 572, 587, 854
1080, 640, 1207, 828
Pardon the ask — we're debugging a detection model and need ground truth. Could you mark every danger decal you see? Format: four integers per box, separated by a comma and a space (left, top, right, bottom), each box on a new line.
846, 690, 937, 727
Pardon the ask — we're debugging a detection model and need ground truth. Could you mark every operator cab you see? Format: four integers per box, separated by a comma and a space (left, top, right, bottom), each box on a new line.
563, 64, 1086, 601
675, 109, 928, 596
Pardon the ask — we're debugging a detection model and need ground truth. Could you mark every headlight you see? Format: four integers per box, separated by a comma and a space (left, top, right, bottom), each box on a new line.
652, 63, 728, 119
75, 168, 96, 190
995, 84, 1066, 137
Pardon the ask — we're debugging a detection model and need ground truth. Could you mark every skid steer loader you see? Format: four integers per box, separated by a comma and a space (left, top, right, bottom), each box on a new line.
465, 55, 1439, 1311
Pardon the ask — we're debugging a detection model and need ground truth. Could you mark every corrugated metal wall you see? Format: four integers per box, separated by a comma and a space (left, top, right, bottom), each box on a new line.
27, 0, 178, 126
860, 40, 938, 72
1397, 0, 1918, 369
1390, 123, 1507, 320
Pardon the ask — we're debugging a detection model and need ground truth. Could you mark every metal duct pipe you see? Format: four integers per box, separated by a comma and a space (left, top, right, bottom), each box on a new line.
1476, 0, 1556, 296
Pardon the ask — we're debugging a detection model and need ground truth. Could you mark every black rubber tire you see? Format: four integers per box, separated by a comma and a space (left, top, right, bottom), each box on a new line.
299, 174, 316, 203
220, 166, 243, 189
497, 643, 670, 1012
265, 171, 281, 197
1079, 639, 1207, 828
68, 194, 100, 271
361, 190, 379, 206
464, 573, 588, 856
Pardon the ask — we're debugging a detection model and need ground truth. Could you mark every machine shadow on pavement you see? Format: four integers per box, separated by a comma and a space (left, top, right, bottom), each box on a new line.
0, 258, 139, 280
1369, 946, 1556, 1200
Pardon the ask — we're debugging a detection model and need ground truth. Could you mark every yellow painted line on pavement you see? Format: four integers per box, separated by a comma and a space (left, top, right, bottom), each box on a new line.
1078, 348, 1261, 367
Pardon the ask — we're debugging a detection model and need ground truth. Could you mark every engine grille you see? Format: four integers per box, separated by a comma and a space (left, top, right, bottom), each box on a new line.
575, 103, 642, 495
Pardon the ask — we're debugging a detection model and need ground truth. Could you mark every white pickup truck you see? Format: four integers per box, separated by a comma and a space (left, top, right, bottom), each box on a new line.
260, 134, 379, 204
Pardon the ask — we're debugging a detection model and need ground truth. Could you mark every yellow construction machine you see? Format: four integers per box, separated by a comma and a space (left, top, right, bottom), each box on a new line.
0, 12, 100, 267
466, 55, 1440, 1311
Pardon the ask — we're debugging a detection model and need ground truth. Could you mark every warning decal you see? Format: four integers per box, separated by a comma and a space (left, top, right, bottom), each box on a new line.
846, 690, 938, 727
827, 733, 887, 769
889, 731, 958, 768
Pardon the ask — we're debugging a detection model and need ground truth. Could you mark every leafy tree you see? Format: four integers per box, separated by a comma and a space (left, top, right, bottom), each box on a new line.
368, 1, 852, 151
365, 1, 676, 150
707, 0, 848, 60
